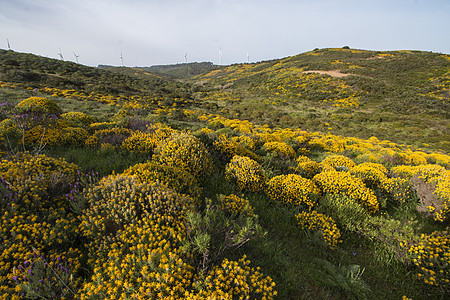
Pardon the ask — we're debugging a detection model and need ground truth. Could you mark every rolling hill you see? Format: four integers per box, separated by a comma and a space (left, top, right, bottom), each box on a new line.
0, 48, 449, 299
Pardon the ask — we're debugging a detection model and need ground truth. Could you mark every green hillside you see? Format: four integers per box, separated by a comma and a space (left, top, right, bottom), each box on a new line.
192, 48, 450, 152
0, 48, 449, 299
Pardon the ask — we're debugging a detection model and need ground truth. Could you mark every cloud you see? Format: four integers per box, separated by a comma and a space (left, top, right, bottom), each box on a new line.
0, 0, 449, 66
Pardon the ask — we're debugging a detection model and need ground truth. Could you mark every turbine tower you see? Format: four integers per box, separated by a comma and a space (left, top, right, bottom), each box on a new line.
184, 52, 188, 63
120, 52, 124, 66
247, 52, 250, 64
58, 47, 64, 61
73, 51, 80, 63
7, 39, 11, 50
218, 48, 222, 65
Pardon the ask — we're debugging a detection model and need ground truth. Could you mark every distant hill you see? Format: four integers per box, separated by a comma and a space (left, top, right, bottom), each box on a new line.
0, 49, 190, 99
137, 62, 221, 79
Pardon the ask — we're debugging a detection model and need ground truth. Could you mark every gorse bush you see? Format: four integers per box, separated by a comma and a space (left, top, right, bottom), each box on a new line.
225, 155, 267, 192
219, 194, 255, 217
121, 130, 159, 154
350, 162, 389, 189
24, 124, 90, 147
296, 210, 341, 250
199, 255, 277, 299
0, 152, 78, 210
263, 141, 296, 159
85, 127, 133, 148
0, 153, 81, 299
13, 251, 80, 300
122, 123, 175, 155
15, 97, 62, 116
212, 134, 260, 162
266, 174, 320, 208
79, 216, 195, 300
294, 155, 323, 179
153, 131, 213, 180
123, 161, 201, 200
0, 118, 21, 151
61, 111, 95, 128
321, 154, 356, 171
409, 230, 450, 290
80, 174, 194, 243
313, 170, 379, 214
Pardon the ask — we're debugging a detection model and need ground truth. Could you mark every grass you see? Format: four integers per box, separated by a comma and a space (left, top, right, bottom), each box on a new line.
45, 146, 148, 176
200, 167, 443, 299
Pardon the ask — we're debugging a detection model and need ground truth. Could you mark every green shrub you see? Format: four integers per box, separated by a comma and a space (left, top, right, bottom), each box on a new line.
153, 131, 213, 179
16, 97, 62, 115
225, 155, 266, 192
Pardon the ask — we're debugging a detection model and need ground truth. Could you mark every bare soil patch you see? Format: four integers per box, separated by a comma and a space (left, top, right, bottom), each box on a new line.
302, 70, 354, 78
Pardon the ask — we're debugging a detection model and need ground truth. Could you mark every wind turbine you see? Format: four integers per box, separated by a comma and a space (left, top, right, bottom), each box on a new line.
6, 39, 11, 50
73, 51, 80, 63
246, 52, 250, 64
184, 52, 188, 63
58, 47, 64, 61
218, 48, 222, 65
120, 52, 124, 66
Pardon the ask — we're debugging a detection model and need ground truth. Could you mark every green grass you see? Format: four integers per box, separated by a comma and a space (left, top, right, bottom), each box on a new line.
45, 146, 148, 176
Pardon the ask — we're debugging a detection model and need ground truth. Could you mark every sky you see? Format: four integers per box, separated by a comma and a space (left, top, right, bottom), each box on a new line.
0, 0, 449, 67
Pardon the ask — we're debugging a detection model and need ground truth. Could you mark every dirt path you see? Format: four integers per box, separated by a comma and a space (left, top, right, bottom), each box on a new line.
302, 70, 354, 78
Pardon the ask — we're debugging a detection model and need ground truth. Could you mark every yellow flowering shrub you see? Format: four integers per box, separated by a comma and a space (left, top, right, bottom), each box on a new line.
15, 97, 62, 115
123, 161, 201, 200
154, 132, 213, 179
121, 130, 159, 154
213, 134, 260, 162
350, 162, 389, 189
231, 134, 256, 150
263, 141, 296, 159
79, 217, 194, 300
88, 121, 118, 131
0, 152, 77, 209
409, 153, 427, 165
219, 194, 254, 217
296, 211, 341, 250
0, 154, 81, 298
295, 156, 323, 179
0, 119, 21, 149
61, 111, 95, 127
85, 127, 133, 148
379, 177, 416, 205
309, 136, 345, 153
409, 230, 449, 290
321, 154, 356, 170
80, 174, 194, 243
432, 170, 450, 222
391, 164, 446, 181
225, 155, 267, 192
24, 125, 89, 147
199, 255, 277, 299
391, 165, 450, 220
314, 170, 379, 214
266, 174, 320, 208
12, 249, 82, 299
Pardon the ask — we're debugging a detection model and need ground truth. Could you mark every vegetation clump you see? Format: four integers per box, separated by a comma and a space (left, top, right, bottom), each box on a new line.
225, 155, 267, 192
16, 96, 62, 115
